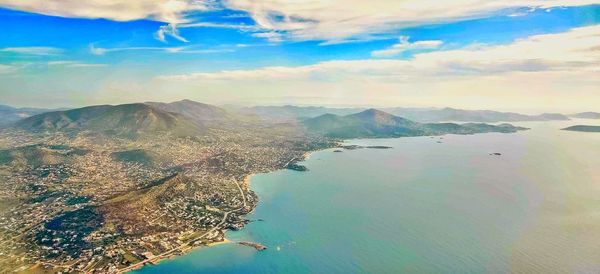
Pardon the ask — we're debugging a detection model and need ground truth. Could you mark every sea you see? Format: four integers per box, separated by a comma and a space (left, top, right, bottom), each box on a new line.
133, 119, 600, 274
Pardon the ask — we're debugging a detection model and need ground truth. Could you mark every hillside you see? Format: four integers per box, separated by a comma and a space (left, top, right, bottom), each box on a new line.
0, 144, 87, 167
303, 109, 528, 138
16, 103, 202, 138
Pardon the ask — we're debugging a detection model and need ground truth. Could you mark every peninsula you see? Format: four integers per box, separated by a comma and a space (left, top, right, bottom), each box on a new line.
562, 125, 600, 132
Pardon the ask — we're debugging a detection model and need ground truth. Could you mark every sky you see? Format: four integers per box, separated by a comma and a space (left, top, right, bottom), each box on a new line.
0, 1, 599, 113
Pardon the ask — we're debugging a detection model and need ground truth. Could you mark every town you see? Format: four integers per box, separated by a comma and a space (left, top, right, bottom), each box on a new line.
0, 124, 334, 273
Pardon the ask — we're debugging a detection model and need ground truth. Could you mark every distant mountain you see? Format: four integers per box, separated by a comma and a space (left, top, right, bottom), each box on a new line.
147, 100, 233, 125
536, 113, 570, 121
16, 103, 201, 138
0, 104, 63, 127
239, 105, 569, 123
303, 109, 527, 138
569, 112, 600, 119
562, 125, 600, 132
384, 108, 570, 122
237, 105, 362, 121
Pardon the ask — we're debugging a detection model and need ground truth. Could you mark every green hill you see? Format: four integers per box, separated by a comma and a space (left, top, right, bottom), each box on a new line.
16, 103, 202, 138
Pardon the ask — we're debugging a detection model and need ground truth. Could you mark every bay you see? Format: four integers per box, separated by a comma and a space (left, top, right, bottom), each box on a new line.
134, 120, 600, 273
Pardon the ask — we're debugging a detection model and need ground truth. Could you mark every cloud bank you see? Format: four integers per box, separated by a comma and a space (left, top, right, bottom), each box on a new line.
161, 25, 600, 81
156, 26, 600, 111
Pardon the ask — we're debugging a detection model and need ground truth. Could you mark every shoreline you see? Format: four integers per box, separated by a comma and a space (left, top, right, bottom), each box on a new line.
126, 149, 324, 273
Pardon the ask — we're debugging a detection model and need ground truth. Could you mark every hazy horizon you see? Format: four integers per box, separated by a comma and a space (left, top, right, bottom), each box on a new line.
0, 98, 595, 115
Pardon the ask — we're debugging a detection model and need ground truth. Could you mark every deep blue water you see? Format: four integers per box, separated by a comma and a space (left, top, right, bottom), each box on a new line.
133, 120, 600, 273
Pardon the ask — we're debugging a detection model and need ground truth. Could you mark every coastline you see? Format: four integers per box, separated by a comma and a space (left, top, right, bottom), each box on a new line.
126, 149, 323, 273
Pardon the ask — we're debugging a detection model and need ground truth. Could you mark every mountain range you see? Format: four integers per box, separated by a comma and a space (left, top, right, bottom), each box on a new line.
302, 109, 527, 138
238, 105, 572, 123
8, 100, 595, 140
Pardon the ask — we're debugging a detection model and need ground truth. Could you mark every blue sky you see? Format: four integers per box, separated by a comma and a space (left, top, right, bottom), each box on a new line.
0, 1, 599, 112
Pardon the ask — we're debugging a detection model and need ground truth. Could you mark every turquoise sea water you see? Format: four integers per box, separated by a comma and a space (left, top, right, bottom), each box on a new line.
133, 120, 600, 273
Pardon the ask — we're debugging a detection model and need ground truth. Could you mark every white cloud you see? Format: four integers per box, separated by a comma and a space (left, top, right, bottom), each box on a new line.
0, 0, 211, 23
372, 36, 443, 57
0, 0, 213, 42
162, 25, 600, 81
0, 47, 63, 55
223, 0, 600, 42
2, 1, 599, 43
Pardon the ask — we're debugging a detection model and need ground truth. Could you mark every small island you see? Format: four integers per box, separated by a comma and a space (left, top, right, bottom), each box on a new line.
365, 146, 393, 149
339, 145, 392, 150
562, 125, 600, 132
287, 163, 309, 171
238, 241, 267, 251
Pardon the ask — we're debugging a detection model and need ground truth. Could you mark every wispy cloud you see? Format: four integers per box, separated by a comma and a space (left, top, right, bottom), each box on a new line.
89, 44, 233, 55
0, 47, 62, 55
179, 22, 258, 31
156, 24, 189, 43
2, 0, 599, 44
372, 37, 443, 58
47, 61, 106, 68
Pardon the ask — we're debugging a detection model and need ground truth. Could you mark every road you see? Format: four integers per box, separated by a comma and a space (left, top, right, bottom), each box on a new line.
117, 178, 247, 273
